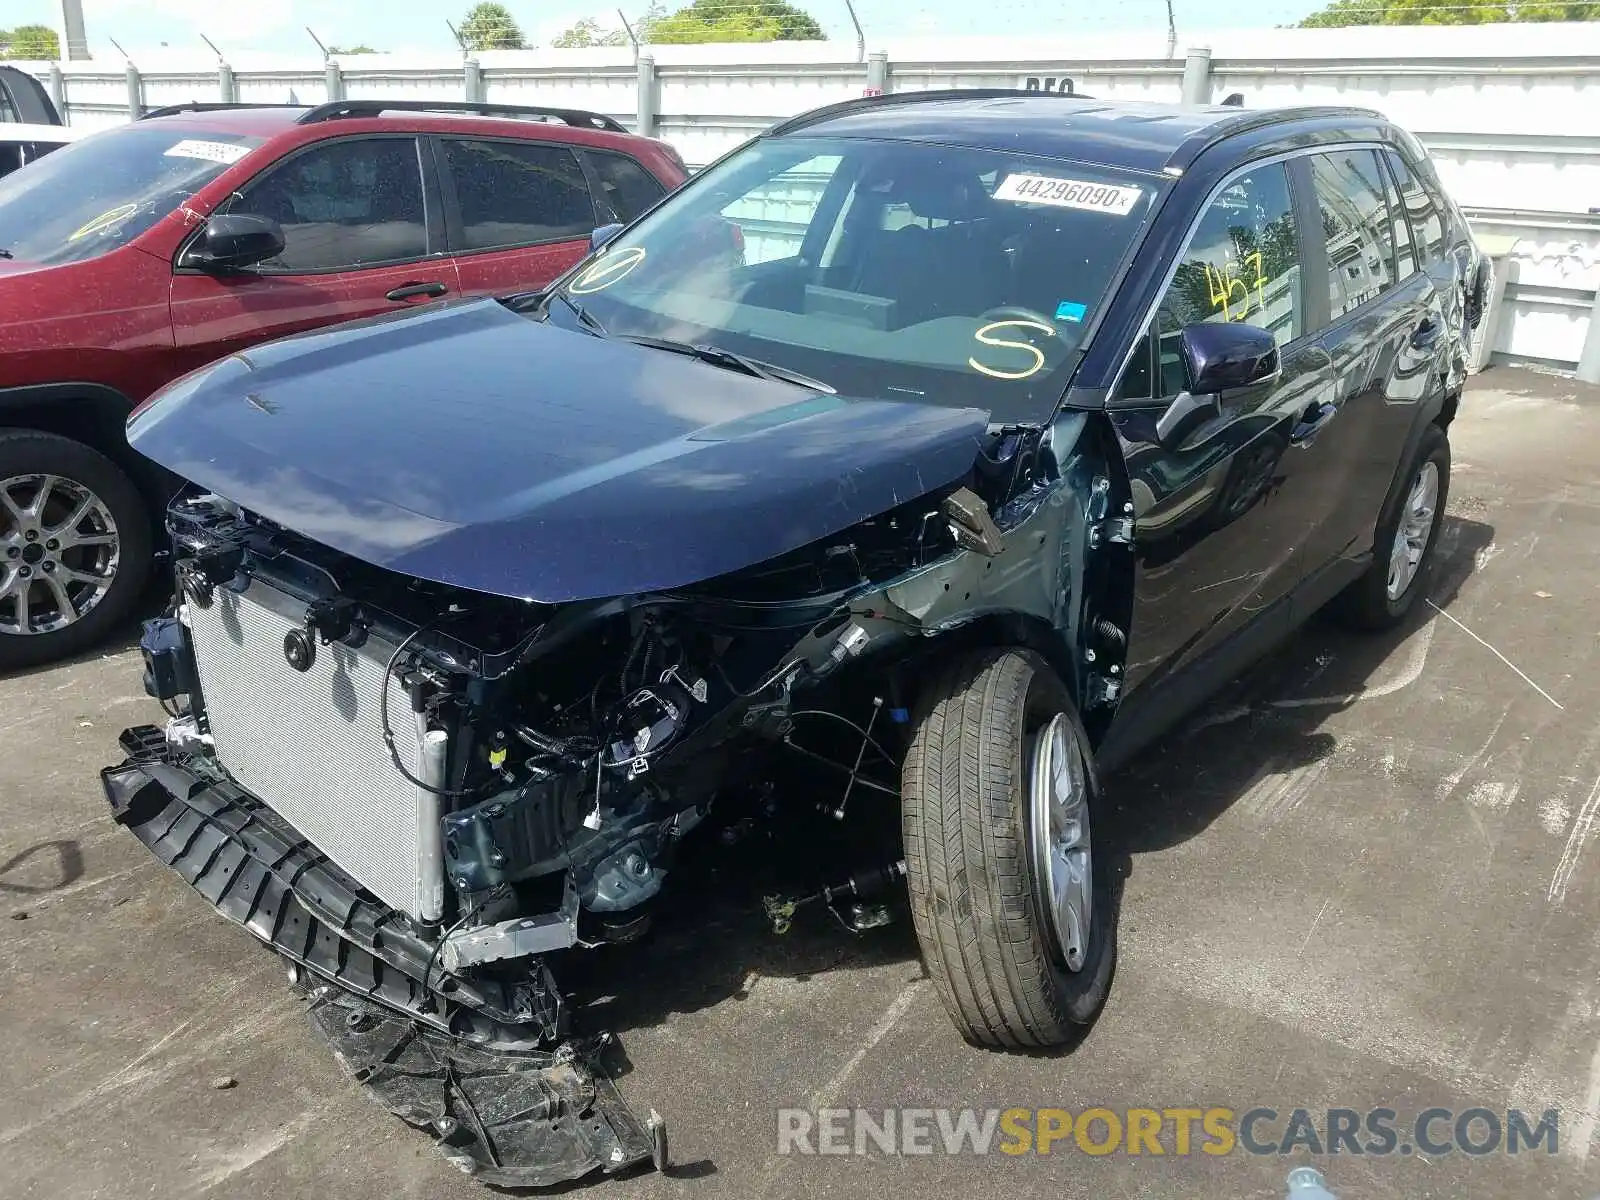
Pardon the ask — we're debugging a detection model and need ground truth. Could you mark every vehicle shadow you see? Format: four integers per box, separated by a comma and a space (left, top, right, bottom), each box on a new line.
1099, 512, 1495, 854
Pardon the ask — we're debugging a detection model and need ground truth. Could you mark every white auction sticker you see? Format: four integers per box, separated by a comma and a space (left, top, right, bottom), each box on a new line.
993, 173, 1142, 215
163, 139, 252, 166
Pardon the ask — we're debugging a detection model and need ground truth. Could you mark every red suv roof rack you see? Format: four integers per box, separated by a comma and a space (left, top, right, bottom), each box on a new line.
295, 99, 628, 133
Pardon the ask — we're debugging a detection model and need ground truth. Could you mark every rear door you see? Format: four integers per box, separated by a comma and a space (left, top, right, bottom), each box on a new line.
169, 135, 458, 371
1109, 159, 1336, 692
1294, 146, 1426, 579
436, 135, 600, 295
581, 147, 670, 224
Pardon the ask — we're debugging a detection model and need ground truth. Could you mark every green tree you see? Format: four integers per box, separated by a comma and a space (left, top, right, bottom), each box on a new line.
327, 45, 381, 54
0, 24, 61, 59
552, 18, 629, 47
1300, 0, 1598, 25
459, 2, 526, 49
647, 0, 824, 43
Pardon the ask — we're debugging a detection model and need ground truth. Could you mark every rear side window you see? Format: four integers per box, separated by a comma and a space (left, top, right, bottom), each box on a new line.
442, 138, 596, 251
587, 150, 666, 223
1384, 149, 1445, 265
1309, 149, 1394, 320
225, 137, 427, 272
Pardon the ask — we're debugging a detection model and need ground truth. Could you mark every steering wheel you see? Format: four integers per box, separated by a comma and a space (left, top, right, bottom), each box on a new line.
977, 306, 1058, 328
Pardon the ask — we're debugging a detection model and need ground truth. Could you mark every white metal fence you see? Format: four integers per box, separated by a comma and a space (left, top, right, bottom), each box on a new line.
16, 22, 1600, 375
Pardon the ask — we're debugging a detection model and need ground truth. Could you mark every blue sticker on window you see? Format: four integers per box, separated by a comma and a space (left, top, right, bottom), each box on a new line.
1055, 300, 1087, 323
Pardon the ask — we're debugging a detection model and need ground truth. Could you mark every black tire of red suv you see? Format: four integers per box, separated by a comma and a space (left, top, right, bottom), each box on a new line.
0, 430, 153, 672
1327, 423, 1451, 632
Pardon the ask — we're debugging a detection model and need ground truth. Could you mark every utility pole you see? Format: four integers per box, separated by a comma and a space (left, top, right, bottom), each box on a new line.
57, 0, 91, 60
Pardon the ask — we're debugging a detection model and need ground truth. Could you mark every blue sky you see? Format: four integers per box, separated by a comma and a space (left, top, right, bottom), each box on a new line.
12, 0, 1320, 55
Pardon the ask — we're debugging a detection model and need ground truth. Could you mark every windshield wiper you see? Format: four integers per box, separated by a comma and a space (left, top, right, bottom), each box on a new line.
619, 336, 834, 393
548, 290, 607, 337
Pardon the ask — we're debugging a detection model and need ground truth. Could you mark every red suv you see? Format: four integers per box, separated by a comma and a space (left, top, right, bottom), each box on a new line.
0, 99, 686, 668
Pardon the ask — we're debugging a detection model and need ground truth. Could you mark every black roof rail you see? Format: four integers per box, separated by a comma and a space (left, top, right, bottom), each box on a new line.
139, 102, 305, 120
1164, 105, 1384, 172
295, 99, 628, 133
765, 87, 1096, 138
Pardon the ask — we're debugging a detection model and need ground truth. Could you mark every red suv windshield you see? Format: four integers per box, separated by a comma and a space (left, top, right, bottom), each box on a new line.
0, 125, 263, 266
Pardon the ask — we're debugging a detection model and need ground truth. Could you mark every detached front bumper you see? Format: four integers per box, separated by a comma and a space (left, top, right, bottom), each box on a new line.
101, 726, 662, 1188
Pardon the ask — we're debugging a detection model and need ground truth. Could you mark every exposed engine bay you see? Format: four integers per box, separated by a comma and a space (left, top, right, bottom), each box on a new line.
102, 413, 1132, 1186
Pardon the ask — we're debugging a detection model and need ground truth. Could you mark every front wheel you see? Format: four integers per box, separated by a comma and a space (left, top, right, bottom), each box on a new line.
902, 648, 1115, 1050
0, 430, 153, 672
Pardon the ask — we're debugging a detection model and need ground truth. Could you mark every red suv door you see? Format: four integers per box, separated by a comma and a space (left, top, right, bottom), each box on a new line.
435, 136, 615, 295
169, 134, 459, 371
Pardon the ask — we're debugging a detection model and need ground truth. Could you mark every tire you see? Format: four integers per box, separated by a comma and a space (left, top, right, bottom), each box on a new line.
0, 430, 153, 672
902, 647, 1116, 1050
1327, 423, 1450, 632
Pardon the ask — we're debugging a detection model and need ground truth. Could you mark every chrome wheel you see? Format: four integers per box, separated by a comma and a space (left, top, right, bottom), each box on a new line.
1386, 459, 1438, 601
1028, 713, 1093, 973
0, 473, 121, 637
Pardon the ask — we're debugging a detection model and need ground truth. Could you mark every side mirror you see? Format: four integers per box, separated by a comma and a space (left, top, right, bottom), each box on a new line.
1182, 321, 1280, 395
184, 214, 286, 271
1155, 322, 1280, 449
590, 222, 625, 254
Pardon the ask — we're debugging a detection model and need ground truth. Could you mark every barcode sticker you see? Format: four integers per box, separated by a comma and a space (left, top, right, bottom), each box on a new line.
164, 139, 251, 165
993, 174, 1142, 215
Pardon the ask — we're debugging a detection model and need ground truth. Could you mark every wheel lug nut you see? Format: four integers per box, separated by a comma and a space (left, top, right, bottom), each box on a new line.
41, 561, 54, 573
18, 566, 31, 578
4, 546, 17, 558
45, 539, 58, 551
23, 530, 38, 542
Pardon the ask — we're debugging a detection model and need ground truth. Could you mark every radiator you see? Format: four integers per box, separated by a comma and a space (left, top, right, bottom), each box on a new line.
184, 577, 444, 922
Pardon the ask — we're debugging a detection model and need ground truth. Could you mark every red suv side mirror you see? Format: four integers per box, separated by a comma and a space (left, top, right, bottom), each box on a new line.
183, 214, 287, 272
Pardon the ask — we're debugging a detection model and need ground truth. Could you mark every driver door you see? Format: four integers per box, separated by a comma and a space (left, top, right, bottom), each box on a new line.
1108, 159, 1336, 696
168, 136, 457, 378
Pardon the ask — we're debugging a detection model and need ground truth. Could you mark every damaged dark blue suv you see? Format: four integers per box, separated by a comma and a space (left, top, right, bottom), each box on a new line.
104, 90, 1481, 1186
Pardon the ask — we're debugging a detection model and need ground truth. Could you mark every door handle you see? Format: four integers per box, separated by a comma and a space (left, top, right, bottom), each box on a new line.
1410, 317, 1439, 350
385, 281, 449, 302
1290, 400, 1337, 445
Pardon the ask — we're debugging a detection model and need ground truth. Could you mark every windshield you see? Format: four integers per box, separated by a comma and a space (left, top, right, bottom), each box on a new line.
546, 135, 1160, 422
0, 126, 263, 265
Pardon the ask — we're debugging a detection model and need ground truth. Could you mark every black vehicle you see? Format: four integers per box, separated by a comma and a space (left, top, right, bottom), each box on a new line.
102, 91, 1481, 1186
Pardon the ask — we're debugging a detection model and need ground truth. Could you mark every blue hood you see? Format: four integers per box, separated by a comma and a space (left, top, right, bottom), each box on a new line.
129, 299, 990, 602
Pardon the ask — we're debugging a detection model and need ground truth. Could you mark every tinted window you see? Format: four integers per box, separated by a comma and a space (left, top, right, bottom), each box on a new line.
1169, 163, 1303, 343
226, 137, 426, 272
587, 150, 665, 223
547, 134, 1160, 423
1385, 149, 1445, 264
443, 139, 595, 251
1309, 149, 1394, 319
0, 126, 262, 265
1378, 153, 1416, 281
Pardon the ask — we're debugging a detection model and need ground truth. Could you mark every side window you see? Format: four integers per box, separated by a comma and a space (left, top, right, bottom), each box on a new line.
1164, 162, 1303, 370
226, 138, 427, 272
1378, 153, 1417, 281
1384, 149, 1445, 265
1309, 149, 1395, 320
442, 138, 596, 251
587, 150, 666, 223
1119, 164, 1303, 403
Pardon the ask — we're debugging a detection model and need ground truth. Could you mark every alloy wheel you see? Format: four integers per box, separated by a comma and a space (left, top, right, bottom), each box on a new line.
1028, 713, 1094, 972
1386, 459, 1439, 601
0, 473, 121, 637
